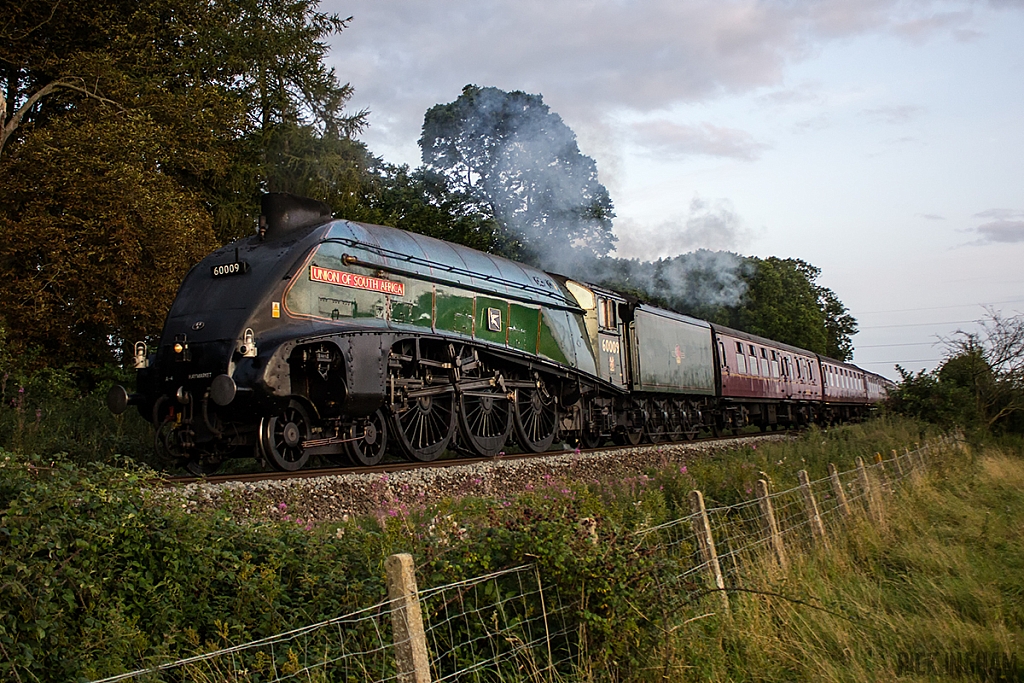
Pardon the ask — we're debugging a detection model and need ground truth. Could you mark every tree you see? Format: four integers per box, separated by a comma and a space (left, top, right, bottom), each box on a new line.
0, 0, 367, 363
0, 110, 219, 364
420, 85, 616, 268
344, 164, 514, 256
732, 257, 857, 359
938, 310, 1024, 431
888, 310, 1024, 434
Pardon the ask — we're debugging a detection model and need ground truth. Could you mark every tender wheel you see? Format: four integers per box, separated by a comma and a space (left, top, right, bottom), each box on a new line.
579, 427, 603, 449
346, 410, 388, 466
513, 384, 558, 453
459, 390, 512, 457
260, 401, 311, 471
644, 401, 668, 444
612, 427, 643, 446
390, 393, 456, 462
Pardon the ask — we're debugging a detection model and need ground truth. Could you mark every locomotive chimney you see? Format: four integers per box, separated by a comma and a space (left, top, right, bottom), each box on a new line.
259, 193, 333, 241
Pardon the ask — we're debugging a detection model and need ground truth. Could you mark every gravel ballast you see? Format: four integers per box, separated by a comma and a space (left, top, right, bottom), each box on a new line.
167, 434, 790, 526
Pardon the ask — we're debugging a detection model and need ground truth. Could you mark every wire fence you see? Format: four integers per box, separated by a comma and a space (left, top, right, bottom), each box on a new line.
90, 435, 958, 683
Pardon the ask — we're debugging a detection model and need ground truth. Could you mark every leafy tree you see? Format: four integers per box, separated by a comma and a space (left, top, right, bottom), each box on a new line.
938, 311, 1024, 431
887, 365, 979, 430
735, 257, 856, 359
0, 0, 366, 364
346, 164, 514, 255
889, 311, 1024, 434
0, 110, 219, 364
420, 85, 616, 267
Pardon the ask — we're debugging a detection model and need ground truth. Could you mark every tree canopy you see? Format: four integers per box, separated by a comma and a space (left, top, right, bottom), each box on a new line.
0, 0, 368, 363
888, 310, 1024, 434
420, 85, 616, 267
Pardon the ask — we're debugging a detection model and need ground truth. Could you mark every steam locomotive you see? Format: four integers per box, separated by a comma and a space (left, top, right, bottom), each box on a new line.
108, 193, 892, 474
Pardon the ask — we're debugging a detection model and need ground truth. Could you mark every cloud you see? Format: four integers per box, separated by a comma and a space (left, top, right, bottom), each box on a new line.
919, 213, 946, 220
758, 81, 825, 106
613, 196, 749, 259
862, 105, 925, 124
975, 208, 1022, 220
630, 120, 770, 160
970, 209, 1024, 243
975, 221, 1024, 243
892, 10, 974, 43
331, 0, 989, 159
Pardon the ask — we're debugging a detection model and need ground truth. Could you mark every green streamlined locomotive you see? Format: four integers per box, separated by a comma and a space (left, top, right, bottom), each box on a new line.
109, 193, 885, 474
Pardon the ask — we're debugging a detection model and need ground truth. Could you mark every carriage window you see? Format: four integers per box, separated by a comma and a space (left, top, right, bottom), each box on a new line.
748, 345, 759, 375
734, 342, 747, 374
760, 348, 770, 377
719, 341, 727, 369
795, 358, 803, 379
770, 351, 780, 378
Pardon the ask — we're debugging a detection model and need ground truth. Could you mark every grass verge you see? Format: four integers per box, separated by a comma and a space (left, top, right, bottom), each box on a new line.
655, 440, 1024, 682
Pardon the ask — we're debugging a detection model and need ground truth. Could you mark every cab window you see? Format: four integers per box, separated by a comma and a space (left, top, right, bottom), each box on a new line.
597, 298, 617, 330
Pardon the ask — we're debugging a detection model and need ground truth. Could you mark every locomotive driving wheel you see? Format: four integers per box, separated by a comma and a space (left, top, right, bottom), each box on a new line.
391, 394, 456, 462
260, 401, 312, 471
455, 347, 511, 457
388, 343, 457, 462
459, 390, 512, 457
512, 379, 558, 453
346, 410, 388, 466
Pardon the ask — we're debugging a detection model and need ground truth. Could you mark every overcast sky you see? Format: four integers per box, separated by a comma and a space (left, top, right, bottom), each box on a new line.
325, 0, 1024, 379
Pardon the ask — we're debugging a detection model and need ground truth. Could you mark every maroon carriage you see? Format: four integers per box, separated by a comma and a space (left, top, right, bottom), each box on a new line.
711, 325, 822, 430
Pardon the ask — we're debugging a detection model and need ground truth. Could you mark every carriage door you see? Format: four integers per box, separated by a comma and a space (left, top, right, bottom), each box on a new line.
597, 296, 625, 387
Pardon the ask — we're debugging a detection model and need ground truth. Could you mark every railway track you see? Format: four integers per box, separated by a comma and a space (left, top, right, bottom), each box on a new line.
163, 429, 794, 487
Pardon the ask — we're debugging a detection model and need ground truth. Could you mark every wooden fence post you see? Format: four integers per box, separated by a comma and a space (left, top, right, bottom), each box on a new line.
874, 452, 890, 492
689, 490, 730, 615
755, 479, 787, 571
797, 470, 827, 546
386, 553, 432, 683
891, 449, 904, 479
827, 463, 850, 518
856, 456, 878, 521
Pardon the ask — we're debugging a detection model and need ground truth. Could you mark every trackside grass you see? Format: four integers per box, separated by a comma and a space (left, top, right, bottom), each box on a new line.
649, 441, 1024, 682
3, 417, 1017, 681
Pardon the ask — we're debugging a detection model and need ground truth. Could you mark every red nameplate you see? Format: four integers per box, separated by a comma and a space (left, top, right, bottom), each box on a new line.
310, 265, 405, 296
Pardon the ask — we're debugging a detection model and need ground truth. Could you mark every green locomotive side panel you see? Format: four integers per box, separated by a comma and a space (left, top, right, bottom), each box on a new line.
389, 281, 433, 328
508, 304, 540, 354
435, 286, 475, 337
284, 260, 388, 323
633, 307, 715, 395
568, 311, 598, 377
537, 309, 573, 367
475, 295, 507, 345
285, 240, 592, 373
